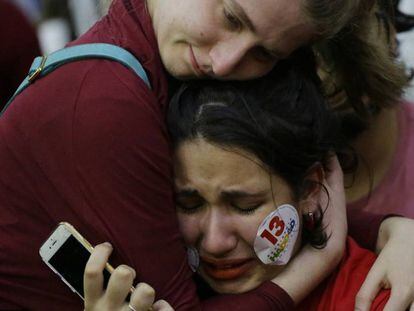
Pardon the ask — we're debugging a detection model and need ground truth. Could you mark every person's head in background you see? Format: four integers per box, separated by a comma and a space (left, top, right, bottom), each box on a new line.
167, 49, 351, 294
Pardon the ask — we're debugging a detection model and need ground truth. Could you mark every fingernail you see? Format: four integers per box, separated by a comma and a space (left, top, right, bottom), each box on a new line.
103, 242, 112, 249
121, 265, 136, 278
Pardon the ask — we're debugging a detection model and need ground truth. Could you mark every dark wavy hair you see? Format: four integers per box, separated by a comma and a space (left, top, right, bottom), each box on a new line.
167, 49, 351, 248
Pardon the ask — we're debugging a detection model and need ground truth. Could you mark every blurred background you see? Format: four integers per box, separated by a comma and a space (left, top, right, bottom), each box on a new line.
0, 0, 111, 105
1, 0, 414, 106
7, 0, 111, 53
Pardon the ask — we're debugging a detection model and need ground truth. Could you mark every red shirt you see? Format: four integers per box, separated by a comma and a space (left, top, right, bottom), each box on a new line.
297, 238, 390, 311
0, 0, 292, 309
0, 0, 40, 106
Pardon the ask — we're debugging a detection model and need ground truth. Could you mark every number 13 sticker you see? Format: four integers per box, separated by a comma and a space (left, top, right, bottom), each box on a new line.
254, 204, 299, 265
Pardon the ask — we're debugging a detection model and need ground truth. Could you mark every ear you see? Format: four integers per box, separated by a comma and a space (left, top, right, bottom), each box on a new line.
298, 163, 324, 215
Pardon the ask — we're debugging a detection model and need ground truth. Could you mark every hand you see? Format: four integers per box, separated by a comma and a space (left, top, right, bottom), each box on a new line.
273, 155, 347, 303
84, 243, 174, 311
355, 217, 414, 311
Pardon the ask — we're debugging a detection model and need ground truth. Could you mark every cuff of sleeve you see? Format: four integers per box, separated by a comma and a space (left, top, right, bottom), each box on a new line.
255, 281, 295, 309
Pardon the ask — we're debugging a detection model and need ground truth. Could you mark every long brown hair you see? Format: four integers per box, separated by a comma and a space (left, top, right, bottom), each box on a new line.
303, 0, 408, 118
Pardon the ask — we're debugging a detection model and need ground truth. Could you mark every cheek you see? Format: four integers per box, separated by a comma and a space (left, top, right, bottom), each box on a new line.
243, 207, 277, 244
177, 214, 199, 245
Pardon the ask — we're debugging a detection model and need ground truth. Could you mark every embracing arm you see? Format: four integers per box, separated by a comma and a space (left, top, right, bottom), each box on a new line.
355, 217, 414, 311
270, 156, 347, 304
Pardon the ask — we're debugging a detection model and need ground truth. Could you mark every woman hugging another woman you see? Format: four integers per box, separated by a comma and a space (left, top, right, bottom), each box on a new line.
85, 49, 392, 310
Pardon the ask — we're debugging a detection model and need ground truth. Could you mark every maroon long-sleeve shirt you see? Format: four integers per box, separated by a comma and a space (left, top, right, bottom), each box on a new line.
0, 0, 383, 310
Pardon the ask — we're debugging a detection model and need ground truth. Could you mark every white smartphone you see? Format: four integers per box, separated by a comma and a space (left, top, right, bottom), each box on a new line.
39, 222, 114, 300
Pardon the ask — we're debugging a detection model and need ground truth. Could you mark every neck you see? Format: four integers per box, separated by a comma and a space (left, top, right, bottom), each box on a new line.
344, 107, 399, 203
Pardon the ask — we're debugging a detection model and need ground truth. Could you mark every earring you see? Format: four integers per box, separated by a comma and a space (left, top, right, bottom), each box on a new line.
303, 211, 315, 231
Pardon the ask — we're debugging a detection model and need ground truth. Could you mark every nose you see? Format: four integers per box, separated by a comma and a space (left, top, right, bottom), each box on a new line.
200, 209, 237, 256
209, 37, 253, 77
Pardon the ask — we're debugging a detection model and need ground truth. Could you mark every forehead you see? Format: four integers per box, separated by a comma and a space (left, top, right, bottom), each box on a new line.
237, 0, 303, 26
174, 139, 295, 202
174, 140, 269, 188
174, 140, 296, 203
235, 0, 314, 55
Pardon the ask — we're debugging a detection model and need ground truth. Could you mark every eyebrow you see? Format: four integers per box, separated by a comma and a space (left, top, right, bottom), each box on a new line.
175, 188, 268, 201
176, 188, 201, 198
228, 0, 256, 32
221, 190, 267, 200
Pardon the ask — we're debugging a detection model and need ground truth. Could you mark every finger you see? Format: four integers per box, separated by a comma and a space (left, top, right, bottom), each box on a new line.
84, 242, 113, 307
383, 287, 413, 311
153, 300, 174, 311
355, 265, 385, 311
410, 301, 414, 311
104, 265, 136, 307
129, 283, 156, 311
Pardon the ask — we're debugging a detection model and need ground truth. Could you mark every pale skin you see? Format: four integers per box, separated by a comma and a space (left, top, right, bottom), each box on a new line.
146, 0, 314, 80
85, 0, 414, 309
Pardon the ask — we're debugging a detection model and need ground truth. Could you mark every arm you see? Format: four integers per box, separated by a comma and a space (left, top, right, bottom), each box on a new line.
355, 217, 414, 311
270, 155, 347, 304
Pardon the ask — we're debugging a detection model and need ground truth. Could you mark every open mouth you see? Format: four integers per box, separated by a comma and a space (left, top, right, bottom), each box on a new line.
201, 258, 255, 280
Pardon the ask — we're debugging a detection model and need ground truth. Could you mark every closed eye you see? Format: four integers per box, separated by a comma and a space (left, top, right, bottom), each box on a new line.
223, 7, 242, 31
176, 198, 205, 214
230, 202, 263, 215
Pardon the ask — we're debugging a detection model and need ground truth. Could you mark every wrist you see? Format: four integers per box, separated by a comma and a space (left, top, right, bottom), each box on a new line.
377, 216, 409, 253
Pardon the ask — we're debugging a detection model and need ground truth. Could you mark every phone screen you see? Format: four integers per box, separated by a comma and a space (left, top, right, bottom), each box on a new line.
49, 235, 111, 298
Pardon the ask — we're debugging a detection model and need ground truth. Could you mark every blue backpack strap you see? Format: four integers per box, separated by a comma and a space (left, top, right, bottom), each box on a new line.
2, 43, 151, 115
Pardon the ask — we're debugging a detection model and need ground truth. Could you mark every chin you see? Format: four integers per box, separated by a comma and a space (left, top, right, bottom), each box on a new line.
164, 66, 196, 80
160, 55, 194, 80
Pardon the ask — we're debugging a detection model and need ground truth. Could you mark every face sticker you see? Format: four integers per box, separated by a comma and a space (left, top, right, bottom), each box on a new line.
187, 246, 200, 272
254, 204, 300, 265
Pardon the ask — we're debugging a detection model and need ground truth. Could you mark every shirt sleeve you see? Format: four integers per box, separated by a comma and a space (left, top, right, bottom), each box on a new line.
201, 281, 294, 310
347, 211, 390, 250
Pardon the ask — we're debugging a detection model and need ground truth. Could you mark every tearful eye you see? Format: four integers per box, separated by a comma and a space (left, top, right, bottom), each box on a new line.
176, 200, 204, 214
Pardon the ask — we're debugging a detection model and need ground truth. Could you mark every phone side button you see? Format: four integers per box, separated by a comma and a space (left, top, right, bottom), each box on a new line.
60, 277, 77, 293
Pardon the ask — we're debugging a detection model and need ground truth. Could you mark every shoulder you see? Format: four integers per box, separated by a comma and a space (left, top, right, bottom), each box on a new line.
2, 57, 167, 152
